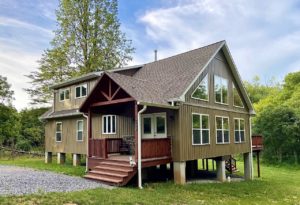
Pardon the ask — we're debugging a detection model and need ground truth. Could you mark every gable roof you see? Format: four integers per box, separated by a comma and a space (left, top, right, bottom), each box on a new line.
80, 40, 254, 114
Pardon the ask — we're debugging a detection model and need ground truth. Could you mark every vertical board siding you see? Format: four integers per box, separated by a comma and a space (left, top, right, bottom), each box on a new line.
45, 117, 87, 154
55, 79, 98, 112
175, 103, 251, 161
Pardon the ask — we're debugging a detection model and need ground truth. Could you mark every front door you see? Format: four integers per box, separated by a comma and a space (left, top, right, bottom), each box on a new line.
142, 113, 167, 139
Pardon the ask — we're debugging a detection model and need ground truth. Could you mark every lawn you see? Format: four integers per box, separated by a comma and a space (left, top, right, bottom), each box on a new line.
0, 155, 300, 205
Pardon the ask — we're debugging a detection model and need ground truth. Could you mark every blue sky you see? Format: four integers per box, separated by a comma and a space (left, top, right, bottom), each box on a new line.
0, 0, 300, 110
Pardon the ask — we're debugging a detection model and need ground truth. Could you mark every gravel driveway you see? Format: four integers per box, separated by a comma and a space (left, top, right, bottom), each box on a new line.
0, 165, 112, 196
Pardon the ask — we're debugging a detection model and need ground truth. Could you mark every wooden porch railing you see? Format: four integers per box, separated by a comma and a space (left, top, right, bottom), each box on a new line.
252, 135, 263, 151
89, 138, 122, 158
141, 138, 171, 159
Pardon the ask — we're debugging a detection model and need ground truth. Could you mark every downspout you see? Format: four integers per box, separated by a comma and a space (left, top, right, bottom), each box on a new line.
249, 116, 253, 179
137, 103, 147, 189
83, 113, 89, 173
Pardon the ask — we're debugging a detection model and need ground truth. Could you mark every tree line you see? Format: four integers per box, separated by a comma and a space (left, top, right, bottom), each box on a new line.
245, 72, 300, 164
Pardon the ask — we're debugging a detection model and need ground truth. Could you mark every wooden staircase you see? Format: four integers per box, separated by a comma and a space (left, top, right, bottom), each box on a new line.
225, 157, 238, 173
84, 158, 137, 186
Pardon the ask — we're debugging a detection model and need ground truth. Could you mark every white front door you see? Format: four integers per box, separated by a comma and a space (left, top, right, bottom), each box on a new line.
142, 113, 167, 139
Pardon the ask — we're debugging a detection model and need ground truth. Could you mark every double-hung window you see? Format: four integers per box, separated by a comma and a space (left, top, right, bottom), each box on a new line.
214, 75, 228, 104
234, 118, 245, 143
191, 74, 209, 101
56, 122, 62, 142
59, 89, 70, 101
75, 84, 87, 98
102, 115, 116, 134
192, 114, 210, 145
77, 120, 84, 141
216, 116, 230, 144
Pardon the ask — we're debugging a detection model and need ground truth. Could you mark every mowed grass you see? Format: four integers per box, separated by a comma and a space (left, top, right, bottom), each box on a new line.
0, 155, 300, 205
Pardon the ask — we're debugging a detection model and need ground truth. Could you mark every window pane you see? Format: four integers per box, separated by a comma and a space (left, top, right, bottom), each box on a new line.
56, 133, 62, 141
156, 116, 165, 134
78, 121, 83, 131
224, 131, 229, 143
112, 116, 116, 133
77, 131, 83, 141
193, 114, 200, 129
56, 123, 62, 132
215, 76, 222, 103
60, 91, 64, 101
103, 117, 107, 133
107, 116, 111, 133
216, 117, 222, 129
240, 131, 245, 142
76, 87, 81, 98
82, 85, 87, 96
235, 131, 240, 142
221, 78, 228, 104
217, 130, 223, 143
143, 117, 152, 134
234, 119, 239, 130
202, 130, 209, 144
202, 115, 209, 129
223, 118, 229, 130
233, 84, 243, 107
192, 75, 208, 100
193, 130, 201, 144
65, 90, 70, 99
240, 119, 245, 130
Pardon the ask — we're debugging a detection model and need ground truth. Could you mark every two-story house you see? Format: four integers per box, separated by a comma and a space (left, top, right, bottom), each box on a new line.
41, 40, 254, 187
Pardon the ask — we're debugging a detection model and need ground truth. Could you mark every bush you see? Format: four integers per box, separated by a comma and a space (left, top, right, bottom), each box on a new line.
16, 140, 32, 152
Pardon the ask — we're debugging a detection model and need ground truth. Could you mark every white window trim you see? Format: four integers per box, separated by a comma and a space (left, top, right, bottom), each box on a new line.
192, 113, 210, 145
191, 74, 209, 102
59, 89, 70, 102
215, 116, 230, 144
214, 75, 229, 105
75, 84, 88, 99
76, 120, 84, 142
233, 83, 245, 108
55, 122, 62, 142
234, 118, 246, 143
102, 115, 117, 134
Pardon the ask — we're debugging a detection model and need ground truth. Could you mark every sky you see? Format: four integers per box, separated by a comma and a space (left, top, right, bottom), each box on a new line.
0, 0, 300, 110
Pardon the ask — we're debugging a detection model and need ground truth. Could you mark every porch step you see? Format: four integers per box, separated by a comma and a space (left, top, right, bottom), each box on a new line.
100, 161, 132, 168
93, 166, 130, 176
96, 164, 134, 172
90, 170, 128, 178
84, 173, 123, 184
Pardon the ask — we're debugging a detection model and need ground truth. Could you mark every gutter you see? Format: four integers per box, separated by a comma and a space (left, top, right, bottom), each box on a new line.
83, 113, 89, 173
137, 102, 147, 189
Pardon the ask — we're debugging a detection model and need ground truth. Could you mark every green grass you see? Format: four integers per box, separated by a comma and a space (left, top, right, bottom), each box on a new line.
0, 156, 300, 205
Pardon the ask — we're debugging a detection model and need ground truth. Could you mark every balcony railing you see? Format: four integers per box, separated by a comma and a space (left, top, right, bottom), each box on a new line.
252, 135, 263, 151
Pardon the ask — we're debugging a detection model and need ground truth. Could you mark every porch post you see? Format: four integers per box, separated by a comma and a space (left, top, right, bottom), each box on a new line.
88, 108, 92, 157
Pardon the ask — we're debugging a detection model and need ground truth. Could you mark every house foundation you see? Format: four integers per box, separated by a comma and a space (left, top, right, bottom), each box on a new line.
57, 152, 66, 164
73, 153, 81, 166
45, 152, 52, 164
216, 158, 226, 182
173, 161, 186, 184
244, 152, 252, 180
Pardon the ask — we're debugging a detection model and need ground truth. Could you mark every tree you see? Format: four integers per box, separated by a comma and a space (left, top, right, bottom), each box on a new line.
0, 75, 14, 105
26, 0, 134, 104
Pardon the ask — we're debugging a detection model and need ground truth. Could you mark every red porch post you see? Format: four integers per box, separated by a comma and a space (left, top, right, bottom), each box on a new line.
134, 102, 138, 162
88, 108, 92, 157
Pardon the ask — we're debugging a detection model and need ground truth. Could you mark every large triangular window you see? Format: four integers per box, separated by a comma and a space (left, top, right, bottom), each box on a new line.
233, 83, 244, 107
192, 74, 209, 101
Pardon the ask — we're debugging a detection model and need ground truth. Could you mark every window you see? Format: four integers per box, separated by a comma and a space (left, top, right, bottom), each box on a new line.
192, 114, 210, 145
216, 116, 229, 144
77, 120, 84, 141
75, 84, 87, 98
234, 118, 245, 143
56, 122, 62, 142
192, 74, 209, 101
102, 115, 116, 134
233, 84, 244, 107
214, 75, 228, 104
59, 89, 70, 101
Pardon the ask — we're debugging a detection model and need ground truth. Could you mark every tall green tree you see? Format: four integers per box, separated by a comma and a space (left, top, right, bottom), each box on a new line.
26, 0, 134, 104
0, 75, 14, 105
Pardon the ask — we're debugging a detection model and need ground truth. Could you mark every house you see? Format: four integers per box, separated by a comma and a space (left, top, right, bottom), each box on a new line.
41, 40, 255, 187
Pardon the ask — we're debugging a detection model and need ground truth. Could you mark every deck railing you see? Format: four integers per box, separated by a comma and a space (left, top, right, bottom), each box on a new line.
88, 138, 123, 158
252, 135, 263, 150
141, 138, 171, 159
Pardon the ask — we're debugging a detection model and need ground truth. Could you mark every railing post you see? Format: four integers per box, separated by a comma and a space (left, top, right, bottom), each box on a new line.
104, 138, 108, 159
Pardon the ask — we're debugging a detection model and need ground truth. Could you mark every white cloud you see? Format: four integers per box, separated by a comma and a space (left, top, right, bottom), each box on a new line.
137, 0, 300, 81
